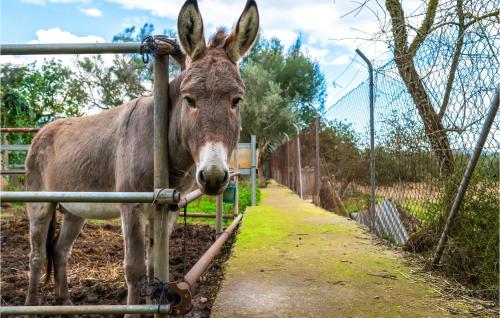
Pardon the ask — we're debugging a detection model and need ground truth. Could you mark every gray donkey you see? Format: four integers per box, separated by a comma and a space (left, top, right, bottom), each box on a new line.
24, 0, 259, 313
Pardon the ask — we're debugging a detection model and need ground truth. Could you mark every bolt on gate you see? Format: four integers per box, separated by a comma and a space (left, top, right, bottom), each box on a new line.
0, 40, 250, 316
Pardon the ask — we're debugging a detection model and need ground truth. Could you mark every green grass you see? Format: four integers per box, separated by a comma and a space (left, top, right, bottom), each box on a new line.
399, 199, 432, 220
212, 183, 456, 318
343, 193, 386, 214
186, 180, 260, 226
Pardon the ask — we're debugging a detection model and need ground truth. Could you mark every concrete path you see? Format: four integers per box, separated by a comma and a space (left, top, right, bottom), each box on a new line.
212, 182, 455, 318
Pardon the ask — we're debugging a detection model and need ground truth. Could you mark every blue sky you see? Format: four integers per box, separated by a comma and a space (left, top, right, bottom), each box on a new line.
1, 0, 414, 109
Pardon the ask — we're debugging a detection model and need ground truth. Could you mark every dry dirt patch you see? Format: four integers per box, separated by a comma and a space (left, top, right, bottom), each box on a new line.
1, 212, 235, 318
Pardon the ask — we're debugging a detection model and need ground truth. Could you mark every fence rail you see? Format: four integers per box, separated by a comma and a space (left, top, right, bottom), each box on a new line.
0, 305, 171, 316
0, 40, 253, 316
0, 41, 178, 55
1, 190, 179, 204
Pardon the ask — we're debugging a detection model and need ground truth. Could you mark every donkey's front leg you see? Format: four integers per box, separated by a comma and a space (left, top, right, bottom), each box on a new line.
120, 203, 146, 317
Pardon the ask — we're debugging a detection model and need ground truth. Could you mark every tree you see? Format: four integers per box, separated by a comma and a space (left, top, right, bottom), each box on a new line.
240, 61, 296, 186
318, 120, 367, 198
1, 60, 87, 128
384, 0, 499, 178
240, 35, 327, 186
1, 60, 88, 167
74, 24, 180, 110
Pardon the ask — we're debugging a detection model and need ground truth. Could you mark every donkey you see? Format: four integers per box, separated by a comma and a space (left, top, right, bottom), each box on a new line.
24, 0, 259, 311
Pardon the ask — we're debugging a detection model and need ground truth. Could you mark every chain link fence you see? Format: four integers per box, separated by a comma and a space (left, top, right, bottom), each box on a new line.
269, 5, 499, 297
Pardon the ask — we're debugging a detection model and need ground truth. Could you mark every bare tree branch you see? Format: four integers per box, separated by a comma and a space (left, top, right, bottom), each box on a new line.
439, 0, 464, 119
408, 0, 439, 57
385, 0, 409, 55
464, 9, 499, 29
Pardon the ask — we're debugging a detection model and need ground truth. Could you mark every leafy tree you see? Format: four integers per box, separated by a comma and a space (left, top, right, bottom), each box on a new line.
319, 120, 368, 197
1, 60, 86, 127
75, 24, 180, 110
1, 60, 88, 167
384, 0, 499, 178
239, 35, 327, 186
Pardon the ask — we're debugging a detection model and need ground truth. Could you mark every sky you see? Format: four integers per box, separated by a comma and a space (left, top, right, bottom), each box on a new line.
0, 0, 418, 110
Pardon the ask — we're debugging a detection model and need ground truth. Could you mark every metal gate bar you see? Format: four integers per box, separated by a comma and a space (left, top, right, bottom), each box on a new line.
0, 304, 170, 316
0, 42, 176, 56
1, 190, 180, 204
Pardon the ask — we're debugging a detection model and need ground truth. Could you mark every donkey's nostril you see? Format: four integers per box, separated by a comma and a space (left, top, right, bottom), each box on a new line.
198, 170, 205, 183
197, 167, 229, 195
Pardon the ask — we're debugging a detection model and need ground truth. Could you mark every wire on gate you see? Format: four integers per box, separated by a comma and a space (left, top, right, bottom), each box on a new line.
141, 35, 173, 64
183, 205, 188, 277
140, 35, 157, 64
146, 205, 189, 313
140, 34, 181, 64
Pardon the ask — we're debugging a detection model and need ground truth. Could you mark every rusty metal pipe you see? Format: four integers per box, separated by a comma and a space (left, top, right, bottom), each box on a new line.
177, 172, 240, 208
184, 213, 242, 290
168, 214, 242, 316
178, 189, 203, 209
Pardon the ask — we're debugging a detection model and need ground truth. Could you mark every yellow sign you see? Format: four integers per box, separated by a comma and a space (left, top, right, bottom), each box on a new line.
229, 148, 250, 169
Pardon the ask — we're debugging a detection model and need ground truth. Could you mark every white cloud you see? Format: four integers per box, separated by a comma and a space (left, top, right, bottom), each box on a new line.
103, 0, 388, 60
79, 7, 103, 17
1, 28, 106, 66
28, 27, 105, 44
23, 0, 90, 4
327, 54, 351, 66
263, 29, 298, 48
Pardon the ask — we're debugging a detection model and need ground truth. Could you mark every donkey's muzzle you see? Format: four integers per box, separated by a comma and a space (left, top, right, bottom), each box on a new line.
197, 166, 229, 195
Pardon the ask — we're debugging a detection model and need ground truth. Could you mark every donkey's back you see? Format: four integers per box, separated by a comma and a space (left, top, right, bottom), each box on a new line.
26, 97, 155, 194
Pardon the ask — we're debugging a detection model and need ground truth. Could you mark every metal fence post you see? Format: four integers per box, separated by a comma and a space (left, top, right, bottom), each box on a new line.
432, 87, 499, 266
216, 195, 223, 237
293, 124, 303, 199
314, 115, 321, 205
251, 135, 257, 206
152, 53, 170, 318
284, 133, 290, 188
355, 49, 376, 232
233, 148, 239, 218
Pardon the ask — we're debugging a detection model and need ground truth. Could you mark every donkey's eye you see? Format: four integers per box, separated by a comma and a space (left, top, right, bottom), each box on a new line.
231, 97, 242, 109
184, 96, 196, 108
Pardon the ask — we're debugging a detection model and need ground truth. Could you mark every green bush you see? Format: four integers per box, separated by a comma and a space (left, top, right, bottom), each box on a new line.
186, 179, 260, 226
409, 171, 498, 300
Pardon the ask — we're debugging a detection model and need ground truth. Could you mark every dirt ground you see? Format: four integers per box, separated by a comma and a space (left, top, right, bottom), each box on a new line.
0, 209, 235, 318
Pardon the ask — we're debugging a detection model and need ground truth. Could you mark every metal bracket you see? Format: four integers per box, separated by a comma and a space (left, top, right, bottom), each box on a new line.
152, 188, 181, 206
168, 282, 192, 316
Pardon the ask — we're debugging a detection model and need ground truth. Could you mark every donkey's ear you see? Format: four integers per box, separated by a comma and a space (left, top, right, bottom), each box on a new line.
225, 0, 259, 64
177, 0, 206, 60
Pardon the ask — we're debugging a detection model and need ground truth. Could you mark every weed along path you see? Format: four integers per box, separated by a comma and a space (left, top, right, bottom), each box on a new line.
212, 182, 453, 318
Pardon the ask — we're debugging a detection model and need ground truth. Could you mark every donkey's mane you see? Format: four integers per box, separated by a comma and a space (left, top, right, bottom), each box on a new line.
207, 28, 228, 49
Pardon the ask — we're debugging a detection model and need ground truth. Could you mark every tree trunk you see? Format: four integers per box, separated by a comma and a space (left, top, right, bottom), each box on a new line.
386, 0, 454, 178
338, 175, 353, 200
258, 158, 266, 188
393, 55, 454, 178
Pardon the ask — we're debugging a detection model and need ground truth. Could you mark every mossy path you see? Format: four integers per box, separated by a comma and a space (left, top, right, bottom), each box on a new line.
212, 182, 456, 318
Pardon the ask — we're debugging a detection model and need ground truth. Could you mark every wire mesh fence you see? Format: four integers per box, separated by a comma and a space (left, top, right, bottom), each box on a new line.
269, 5, 499, 296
